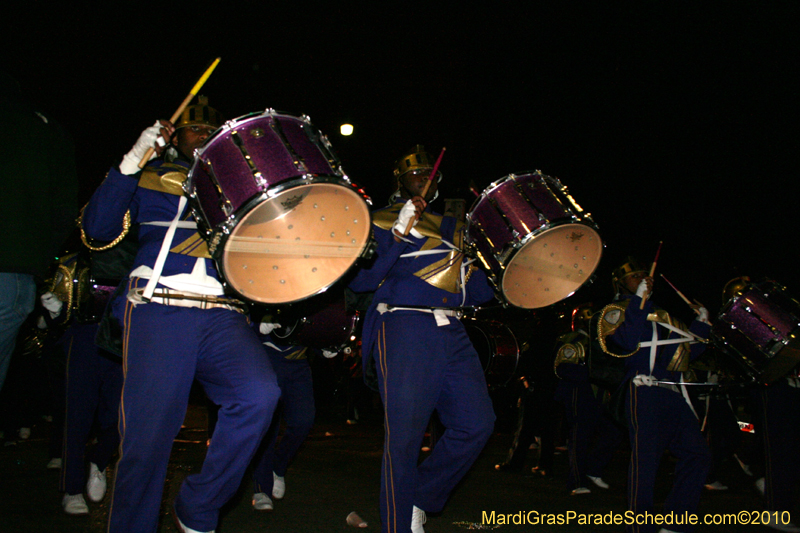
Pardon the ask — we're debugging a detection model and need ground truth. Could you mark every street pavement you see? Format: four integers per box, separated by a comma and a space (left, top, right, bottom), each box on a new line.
0, 384, 790, 533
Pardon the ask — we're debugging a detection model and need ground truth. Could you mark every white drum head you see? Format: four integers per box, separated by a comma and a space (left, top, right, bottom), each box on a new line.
221, 182, 372, 304
501, 223, 603, 309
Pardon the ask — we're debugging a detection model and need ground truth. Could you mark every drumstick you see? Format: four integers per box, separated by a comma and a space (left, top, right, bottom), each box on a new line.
138, 57, 221, 168
661, 274, 712, 324
639, 240, 662, 309
660, 274, 693, 306
403, 147, 446, 236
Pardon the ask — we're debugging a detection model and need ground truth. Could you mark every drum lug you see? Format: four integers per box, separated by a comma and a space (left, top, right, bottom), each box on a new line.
208, 233, 223, 256
360, 238, 377, 260
220, 199, 234, 218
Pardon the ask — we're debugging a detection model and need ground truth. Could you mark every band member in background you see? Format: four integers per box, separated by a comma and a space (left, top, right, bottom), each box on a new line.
553, 303, 624, 496
81, 98, 280, 533
600, 257, 711, 533
38, 249, 125, 515
348, 145, 497, 533
250, 319, 319, 512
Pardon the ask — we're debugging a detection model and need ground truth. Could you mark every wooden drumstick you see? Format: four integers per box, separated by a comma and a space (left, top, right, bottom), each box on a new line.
660, 274, 693, 306
640, 240, 662, 309
402, 147, 446, 236
138, 57, 221, 168
661, 274, 712, 324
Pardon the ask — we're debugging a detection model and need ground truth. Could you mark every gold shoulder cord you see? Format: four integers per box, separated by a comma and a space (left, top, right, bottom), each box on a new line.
78, 204, 132, 251
596, 302, 640, 358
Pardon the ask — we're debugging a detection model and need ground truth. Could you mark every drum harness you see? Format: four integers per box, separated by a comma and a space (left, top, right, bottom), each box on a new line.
632, 320, 711, 419
126, 195, 246, 314
376, 236, 476, 327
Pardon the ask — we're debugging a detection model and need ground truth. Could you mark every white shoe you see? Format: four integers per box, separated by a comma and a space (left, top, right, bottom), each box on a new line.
272, 472, 285, 500
755, 477, 766, 495
175, 514, 215, 533
252, 492, 274, 511
704, 480, 728, 491
411, 505, 427, 533
19, 427, 31, 439
86, 462, 107, 502
587, 476, 609, 489
47, 457, 62, 470
62, 493, 89, 515
571, 487, 591, 495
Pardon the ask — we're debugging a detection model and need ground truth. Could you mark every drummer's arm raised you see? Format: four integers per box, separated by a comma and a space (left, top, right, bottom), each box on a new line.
82, 168, 139, 242
83, 122, 171, 240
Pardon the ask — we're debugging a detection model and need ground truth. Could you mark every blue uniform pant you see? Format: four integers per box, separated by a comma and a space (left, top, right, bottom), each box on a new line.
374, 312, 495, 533
108, 296, 279, 533
60, 323, 122, 495
562, 382, 623, 491
626, 381, 711, 533
253, 353, 315, 494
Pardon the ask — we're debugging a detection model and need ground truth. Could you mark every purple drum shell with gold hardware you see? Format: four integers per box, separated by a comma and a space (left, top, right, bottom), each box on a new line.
711, 281, 800, 384
186, 111, 372, 305
465, 172, 603, 309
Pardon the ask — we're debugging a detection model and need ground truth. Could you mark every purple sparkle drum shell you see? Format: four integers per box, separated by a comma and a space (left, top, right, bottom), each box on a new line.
186, 111, 373, 304
189, 112, 339, 229
711, 282, 800, 384
465, 173, 603, 309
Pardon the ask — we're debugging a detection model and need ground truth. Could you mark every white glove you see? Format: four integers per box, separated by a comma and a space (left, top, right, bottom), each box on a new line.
392, 199, 423, 239
259, 321, 282, 335
40, 291, 63, 319
119, 121, 163, 175
635, 279, 649, 299
322, 349, 338, 359
696, 306, 710, 324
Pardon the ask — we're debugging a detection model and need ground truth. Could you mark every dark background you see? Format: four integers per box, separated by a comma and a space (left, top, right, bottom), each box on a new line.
4, 1, 798, 318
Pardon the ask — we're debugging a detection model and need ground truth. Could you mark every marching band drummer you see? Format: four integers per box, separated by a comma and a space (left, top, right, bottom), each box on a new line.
81, 98, 281, 533
248, 318, 329, 513
598, 257, 712, 533
348, 145, 497, 533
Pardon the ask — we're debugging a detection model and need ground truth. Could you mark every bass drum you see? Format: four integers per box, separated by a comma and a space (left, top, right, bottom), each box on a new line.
466, 172, 602, 309
711, 280, 800, 385
186, 110, 373, 305
271, 290, 360, 354
462, 317, 520, 387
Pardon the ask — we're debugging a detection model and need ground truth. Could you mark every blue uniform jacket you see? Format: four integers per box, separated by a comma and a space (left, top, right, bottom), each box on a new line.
82, 162, 219, 283
349, 201, 496, 360
610, 294, 710, 383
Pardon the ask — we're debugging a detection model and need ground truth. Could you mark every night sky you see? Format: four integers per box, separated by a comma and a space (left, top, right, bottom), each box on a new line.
6, 2, 799, 318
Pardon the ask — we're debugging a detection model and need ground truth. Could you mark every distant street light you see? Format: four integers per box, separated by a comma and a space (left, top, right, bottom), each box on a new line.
340, 123, 354, 136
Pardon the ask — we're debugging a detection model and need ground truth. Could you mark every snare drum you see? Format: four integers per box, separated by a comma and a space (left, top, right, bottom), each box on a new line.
462, 317, 520, 387
711, 280, 800, 384
185, 111, 373, 304
465, 172, 602, 309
